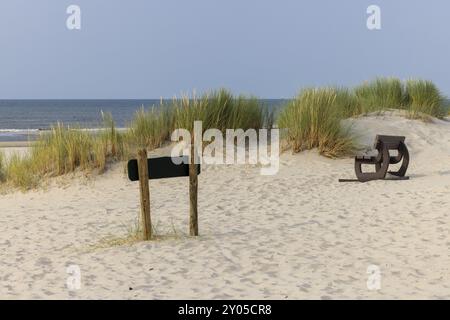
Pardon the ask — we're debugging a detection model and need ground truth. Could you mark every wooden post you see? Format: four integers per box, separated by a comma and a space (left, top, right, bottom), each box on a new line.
189, 136, 199, 236
137, 149, 152, 240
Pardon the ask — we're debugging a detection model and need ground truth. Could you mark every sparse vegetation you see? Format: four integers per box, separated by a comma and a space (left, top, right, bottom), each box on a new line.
405, 79, 446, 119
354, 77, 405, 113
0, 151, 6, 182
0, 81, 447, 190
1, 89, 270, 190
334, 87, 360, 118
93, 219, 143, 249
90, 218, 183, 249
171, 89, 271, 133
126, 89, 271, 151
278, 77, 448, 155
126, 104, 174, 150
2, 119, 125, 190
278, 88, 355, 158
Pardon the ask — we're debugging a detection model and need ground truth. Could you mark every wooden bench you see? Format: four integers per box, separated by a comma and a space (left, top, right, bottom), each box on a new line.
340, 135, 410, 182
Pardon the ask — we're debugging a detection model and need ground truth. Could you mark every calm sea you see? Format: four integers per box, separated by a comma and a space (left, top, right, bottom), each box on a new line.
0, 99, 286, 142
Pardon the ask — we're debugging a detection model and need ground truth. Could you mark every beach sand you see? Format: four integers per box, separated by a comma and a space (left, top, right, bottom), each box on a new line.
0, 141, 31, 158
1, 114, 450, 299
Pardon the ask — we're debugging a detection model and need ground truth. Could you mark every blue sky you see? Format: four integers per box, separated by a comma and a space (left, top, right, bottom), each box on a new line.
0, 0, 449, 98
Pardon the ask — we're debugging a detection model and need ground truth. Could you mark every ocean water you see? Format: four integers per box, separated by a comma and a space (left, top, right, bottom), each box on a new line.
0, 99, 286, 142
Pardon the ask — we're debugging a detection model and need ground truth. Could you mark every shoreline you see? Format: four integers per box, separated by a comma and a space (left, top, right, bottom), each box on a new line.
0, 141, 34, 148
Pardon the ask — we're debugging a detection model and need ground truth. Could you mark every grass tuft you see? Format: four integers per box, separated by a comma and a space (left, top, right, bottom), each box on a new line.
278, 88, 355, 158
0, 151, 5, 183
405, 79, 446, 119
126, 104, 174, 151
126, 89, 271, 153
3, 118, 125, 190
1, 81, 447, 191
334, 87, 360, 118
354, 77, 405, 113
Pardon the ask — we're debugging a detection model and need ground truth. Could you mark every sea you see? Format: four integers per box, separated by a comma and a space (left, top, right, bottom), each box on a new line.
0, 99, 287, 142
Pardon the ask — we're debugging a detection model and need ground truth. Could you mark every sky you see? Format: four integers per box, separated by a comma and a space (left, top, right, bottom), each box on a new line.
0, 0, 449, 99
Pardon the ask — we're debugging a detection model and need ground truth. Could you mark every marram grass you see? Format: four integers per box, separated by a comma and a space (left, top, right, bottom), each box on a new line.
2, 89, 270, 190
3, 118, 126, 190
333, 87, 360, 118
0, 151, 6, 183
126, 104, 174, 151
126, 89, 271, 152
278, 88, 355, 158
171, 89, 270, 133
354, 77, 405, 113
0, 81, 447, 191
352, 77, 447, 118
277, 77, 448, 156
404, 79, 446, 119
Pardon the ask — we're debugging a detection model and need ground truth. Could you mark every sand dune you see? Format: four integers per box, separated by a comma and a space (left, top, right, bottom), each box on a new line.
1, 114, 450, 299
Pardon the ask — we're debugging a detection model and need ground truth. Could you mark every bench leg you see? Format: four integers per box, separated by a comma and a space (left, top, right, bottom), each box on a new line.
388, 142, 409, 177
354, 145, 389, 182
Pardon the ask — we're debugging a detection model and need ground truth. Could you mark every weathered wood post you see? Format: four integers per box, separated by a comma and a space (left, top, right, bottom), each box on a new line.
137, 149, 152, 240
189, 132, 199, 236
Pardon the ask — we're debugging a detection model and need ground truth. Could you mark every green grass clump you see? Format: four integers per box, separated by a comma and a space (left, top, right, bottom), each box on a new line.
5, 153, 40, 189
354, 77, 405, 113
0, 151, 6, 182
405, 79, 446, 119
172, 89, 270, 133
203, 89, 270, 131
2, 81, 447, 191
3, 117, 125, 190
30, 124, 100, 176
127, 89, 271, 152
231, 95, 269, 130
278, 88, 354, 158
334, 87, 360, 118
126, 104, 174, 151
172, 93, 209, 132
0, 89, 270, 190
276, 78, 448, 158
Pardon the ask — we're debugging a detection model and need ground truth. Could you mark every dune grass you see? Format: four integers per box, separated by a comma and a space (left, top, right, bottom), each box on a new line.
278, 88, 355, 158
0, 81, 447, 190
126, 104, 174, 151
171, 89, 271, 132
354, 77, 405, 113
5, 152, 40, 189
202, 89, 269, 131
172, 93, 209, 133
126, 89, 271, 150
1, 89, 270, 190
278, 77, 448, 156
404, 79, 446, 119
3, 115, 125, 190
333, 87, 360, 118
0, 151, 6, 183
351, 77, 447, 118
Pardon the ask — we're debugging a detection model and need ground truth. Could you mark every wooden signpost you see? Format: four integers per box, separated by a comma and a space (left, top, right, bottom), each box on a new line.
189, 139, 199, 236
137, 149, 152, 240
128, 151, 201, 239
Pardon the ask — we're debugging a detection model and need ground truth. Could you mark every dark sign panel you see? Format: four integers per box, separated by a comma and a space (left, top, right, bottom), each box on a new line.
127, 156, 201, 181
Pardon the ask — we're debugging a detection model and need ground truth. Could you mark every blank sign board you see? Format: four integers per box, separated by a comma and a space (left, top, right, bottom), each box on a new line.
127, 156, 201, 181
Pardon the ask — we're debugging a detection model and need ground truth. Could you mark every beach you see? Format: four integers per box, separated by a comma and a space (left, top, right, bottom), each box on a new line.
1, 114, 450, 299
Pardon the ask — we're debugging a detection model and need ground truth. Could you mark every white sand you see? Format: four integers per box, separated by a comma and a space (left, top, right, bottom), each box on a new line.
0, 141, 31, 159
1, 114, 450, 299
